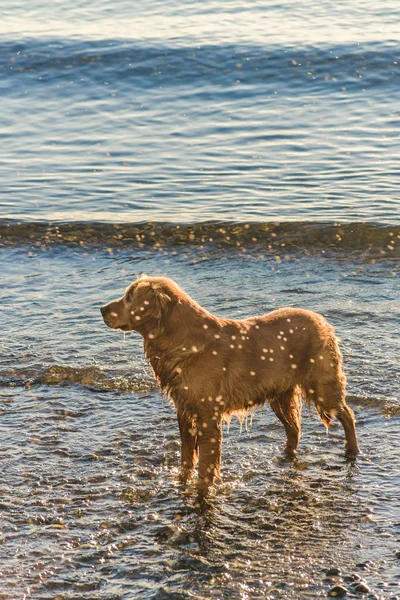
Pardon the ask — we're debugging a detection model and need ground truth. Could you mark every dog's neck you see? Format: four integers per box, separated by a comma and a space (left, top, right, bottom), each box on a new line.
140, 302, 219, 389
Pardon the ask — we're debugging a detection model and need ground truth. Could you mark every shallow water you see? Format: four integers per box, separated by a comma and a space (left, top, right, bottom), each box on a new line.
1, 384, 399, 600
1, 240, 400, 599
1, 0, 400, 597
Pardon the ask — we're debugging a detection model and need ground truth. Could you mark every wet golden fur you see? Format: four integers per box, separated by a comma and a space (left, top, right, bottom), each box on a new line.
101, 276, 359, 492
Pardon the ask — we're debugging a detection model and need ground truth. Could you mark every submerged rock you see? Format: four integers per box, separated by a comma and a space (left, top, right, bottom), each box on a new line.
353, 582, 371, 593
356, 561, 374, 570
344, 574, 362, 583
328, 585, 348, 597
326, 567, 342, 577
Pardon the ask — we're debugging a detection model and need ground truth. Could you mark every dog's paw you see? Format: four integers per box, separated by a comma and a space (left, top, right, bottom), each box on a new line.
178, 468, 195, 485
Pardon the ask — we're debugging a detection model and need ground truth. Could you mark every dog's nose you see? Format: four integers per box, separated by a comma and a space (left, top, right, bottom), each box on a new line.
100, 306, 106, 316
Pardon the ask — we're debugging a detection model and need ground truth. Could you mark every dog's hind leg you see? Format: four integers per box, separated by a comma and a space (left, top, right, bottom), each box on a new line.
196, 420, 222, 495
270, 386, 302, 456
312, 379, 360, 459
336, 403, 359, 460
177, 412, 199, 483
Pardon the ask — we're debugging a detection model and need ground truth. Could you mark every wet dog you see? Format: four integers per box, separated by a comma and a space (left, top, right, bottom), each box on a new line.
101, 276, 359, 493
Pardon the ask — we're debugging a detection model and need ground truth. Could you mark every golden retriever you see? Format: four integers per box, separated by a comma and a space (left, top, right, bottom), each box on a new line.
101, 276, 359, 493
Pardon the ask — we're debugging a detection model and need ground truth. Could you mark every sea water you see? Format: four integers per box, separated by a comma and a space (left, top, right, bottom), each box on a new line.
1, 1, 399, 598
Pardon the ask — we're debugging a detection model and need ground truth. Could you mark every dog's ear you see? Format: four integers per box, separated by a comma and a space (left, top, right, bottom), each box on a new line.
148, 282, 172, 316
134, 280, 172, 320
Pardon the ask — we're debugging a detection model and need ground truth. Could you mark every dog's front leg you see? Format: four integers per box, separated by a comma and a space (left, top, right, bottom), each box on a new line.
197, 419, 222, 494
177, 411, 199, 483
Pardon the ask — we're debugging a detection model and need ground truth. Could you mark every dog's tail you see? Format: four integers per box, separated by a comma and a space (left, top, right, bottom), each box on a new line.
305, 335, 345, 429
303, 385, 332, 428
314, 403, 333, 429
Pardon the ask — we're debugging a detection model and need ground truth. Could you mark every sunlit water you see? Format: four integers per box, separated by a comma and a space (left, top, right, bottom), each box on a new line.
1, 0, 400, 598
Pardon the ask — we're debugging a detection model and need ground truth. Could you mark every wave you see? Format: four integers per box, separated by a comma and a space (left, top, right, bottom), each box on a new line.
1, 364, 398, 416
1, 219, 399, 258
347, 394, 400, 418
2, 39, 399, 93
0, 364, 154, 393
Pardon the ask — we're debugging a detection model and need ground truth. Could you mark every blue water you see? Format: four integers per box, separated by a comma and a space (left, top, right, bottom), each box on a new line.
1, 2, 400, 599
1, 1, 399, 221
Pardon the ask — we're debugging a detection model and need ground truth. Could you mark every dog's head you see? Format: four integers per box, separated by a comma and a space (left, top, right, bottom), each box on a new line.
100, 276, 178, 334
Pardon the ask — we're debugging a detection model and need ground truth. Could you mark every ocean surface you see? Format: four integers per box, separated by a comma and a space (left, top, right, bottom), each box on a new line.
1, 1, 399, 598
